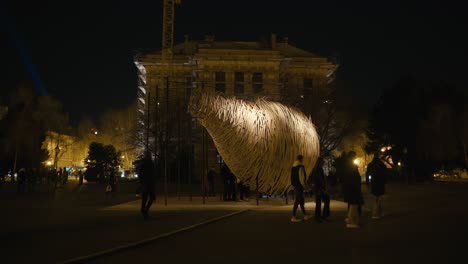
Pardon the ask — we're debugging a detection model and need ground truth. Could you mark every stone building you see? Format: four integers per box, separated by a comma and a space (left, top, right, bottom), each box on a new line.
134, 35, 337, 184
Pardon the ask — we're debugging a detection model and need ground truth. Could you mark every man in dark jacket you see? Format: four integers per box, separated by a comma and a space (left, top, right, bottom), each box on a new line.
290, 155, 310, 222
138, 153, 155, 220
366, 152, 387, 219
342, 151, 363, 228
312, 157, 330, 222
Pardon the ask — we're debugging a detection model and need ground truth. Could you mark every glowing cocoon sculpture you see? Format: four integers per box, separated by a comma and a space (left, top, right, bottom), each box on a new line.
189, 93, 320, 194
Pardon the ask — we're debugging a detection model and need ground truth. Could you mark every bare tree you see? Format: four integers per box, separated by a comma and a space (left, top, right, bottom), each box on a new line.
282, 80, 353, 157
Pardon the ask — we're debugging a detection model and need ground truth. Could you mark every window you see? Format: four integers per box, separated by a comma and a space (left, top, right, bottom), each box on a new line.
303, 78, 314, 99
252, 72, 263, 93
215, 72, 226, 93
234, 72, 244, 95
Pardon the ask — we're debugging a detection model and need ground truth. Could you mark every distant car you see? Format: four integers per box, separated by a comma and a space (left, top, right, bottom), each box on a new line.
434, 168, 468, 182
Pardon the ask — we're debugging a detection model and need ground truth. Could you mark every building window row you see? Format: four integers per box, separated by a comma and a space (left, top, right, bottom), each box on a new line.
214, 72, 263, 94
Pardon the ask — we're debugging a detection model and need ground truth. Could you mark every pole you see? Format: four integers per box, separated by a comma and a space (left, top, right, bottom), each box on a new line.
164, 77, 169, 206
12, 146, 18, 183
202, 127, 206, 204
154, 87, 159, 198
177, 83, 181, 200
146, 91, 151, 151
256, 173, 259, 206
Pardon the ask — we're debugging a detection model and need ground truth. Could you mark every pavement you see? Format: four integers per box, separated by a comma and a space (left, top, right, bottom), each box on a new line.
1, 180, 468, 263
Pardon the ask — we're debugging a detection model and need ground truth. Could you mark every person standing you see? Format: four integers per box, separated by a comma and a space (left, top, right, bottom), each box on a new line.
17, 168, 26, 194
290, 155, 310, 222
62, 168, 68, 185
78, 169, 84, 185
138, 153, 156, 220
207, 166, 216, 197
312, 157, 330, 222
343, 151, 363, 228
366, 152, 388, 219
221, 164, 231, 201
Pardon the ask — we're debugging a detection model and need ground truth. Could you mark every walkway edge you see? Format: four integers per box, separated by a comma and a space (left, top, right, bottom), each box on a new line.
59, 209, 250, 264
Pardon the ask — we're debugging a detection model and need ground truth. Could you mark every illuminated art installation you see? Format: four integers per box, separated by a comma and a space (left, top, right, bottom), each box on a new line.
189, 93, 320, 194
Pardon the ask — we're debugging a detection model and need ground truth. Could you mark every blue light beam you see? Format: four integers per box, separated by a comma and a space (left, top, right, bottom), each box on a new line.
2, 8, 48, 96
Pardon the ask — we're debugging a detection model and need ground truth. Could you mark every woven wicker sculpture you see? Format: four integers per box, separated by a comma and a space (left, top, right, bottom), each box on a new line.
189, 93, 320, 194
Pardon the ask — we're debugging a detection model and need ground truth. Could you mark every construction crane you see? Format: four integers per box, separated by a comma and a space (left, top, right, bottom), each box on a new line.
162, 0, 181, 64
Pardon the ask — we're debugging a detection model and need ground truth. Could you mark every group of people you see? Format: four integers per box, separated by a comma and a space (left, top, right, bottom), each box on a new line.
135, 150, 387, 226
219, 164, 249, 201
290, 151, 388, 228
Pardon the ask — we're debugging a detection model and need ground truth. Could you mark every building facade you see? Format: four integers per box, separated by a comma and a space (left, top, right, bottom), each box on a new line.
134, 35, 338, 183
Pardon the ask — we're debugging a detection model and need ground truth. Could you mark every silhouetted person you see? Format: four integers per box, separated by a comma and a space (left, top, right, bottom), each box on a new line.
290, 155, 310, 222
312, 157, 330, 222
238, 180, 249, 201
17, 168, 26, 194
228, 171, 237, 200
221, 164, 231, 201
58, 167, 63, 188
366, 152, 388, 219
78, 170, 84, 185
207, 167, 216, 197
28, 168, 37, 193
62, 169, 68, 185
139, 153, 155, 220
342, 151, 363, 228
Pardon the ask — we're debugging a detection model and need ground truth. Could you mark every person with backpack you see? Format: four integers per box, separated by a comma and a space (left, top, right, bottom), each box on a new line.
366, 152, 388, 219
290, 155, 310, 222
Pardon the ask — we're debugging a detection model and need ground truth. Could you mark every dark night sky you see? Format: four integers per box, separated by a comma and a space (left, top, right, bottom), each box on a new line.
1, 0, 467, 123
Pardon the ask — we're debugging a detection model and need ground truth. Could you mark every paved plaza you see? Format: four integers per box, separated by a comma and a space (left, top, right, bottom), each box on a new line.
1, 181, 467, 263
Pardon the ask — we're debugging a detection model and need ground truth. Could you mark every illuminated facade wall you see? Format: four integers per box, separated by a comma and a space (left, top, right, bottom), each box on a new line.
134, 36, 337, 183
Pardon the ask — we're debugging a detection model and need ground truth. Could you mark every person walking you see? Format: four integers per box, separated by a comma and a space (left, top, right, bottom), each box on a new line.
138, 153, 156, 220
342, 151, 364, 228
290, 154, 310, 222
366, 152, 388, 219
312, 157, 330, 222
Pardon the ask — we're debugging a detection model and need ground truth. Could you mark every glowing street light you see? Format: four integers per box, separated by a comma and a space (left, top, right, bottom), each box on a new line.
94, 131, 98, 135
353, 158, 360, 165
46, 161, 52, 166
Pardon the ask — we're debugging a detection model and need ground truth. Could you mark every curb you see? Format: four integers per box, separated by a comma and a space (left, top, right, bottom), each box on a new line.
59, 209, 250, 263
